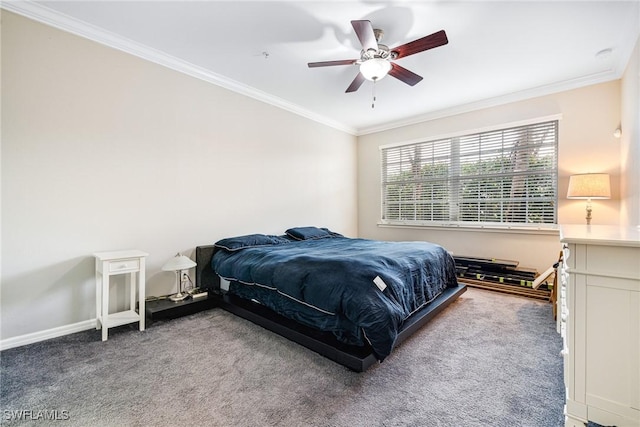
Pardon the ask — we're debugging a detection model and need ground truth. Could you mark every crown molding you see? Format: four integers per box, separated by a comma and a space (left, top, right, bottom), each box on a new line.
1, 1, 357, 135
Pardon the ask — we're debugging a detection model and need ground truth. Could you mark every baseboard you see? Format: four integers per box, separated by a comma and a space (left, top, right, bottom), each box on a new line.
0, 319, 97, 351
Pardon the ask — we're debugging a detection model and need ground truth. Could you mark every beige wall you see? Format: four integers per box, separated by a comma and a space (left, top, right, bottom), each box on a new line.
1, 12, 357, 342
357, 81, 624, 272
620, 35, 640, 226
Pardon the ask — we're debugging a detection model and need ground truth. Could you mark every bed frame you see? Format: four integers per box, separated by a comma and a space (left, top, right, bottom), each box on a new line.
196, 244, 466, 372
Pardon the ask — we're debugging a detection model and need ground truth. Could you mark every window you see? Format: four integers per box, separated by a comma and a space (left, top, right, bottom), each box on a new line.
381, 120, 558, 227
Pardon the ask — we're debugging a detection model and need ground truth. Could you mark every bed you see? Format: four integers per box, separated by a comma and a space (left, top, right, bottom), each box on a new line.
196, 227, 466, 371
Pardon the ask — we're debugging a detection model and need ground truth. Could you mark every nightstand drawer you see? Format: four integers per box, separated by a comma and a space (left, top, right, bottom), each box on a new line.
109, 259, 140, 273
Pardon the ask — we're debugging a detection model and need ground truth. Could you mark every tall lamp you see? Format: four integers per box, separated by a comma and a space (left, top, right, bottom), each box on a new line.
162, 253, 197, 302
567, 173, 611, 225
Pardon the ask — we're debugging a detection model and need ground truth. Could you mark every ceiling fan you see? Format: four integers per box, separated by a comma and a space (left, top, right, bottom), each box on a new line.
308, 20, 448, 93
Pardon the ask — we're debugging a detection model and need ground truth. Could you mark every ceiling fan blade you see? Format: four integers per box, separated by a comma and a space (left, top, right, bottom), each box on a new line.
388, 63, 423, 86
391, 30, 448, 59
346, 72, 366, 93
308, 59, 358, 68
351, 20, 378, 52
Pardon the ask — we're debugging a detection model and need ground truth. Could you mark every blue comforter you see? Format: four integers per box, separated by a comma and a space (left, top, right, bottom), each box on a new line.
211, 231, 458, 361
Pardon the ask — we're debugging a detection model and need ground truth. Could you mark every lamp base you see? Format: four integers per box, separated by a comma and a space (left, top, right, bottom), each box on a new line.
169, 292, 189, 302
585, 201, 593, 225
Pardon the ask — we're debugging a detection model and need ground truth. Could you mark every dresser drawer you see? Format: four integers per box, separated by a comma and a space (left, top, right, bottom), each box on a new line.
108, 259, 140, 273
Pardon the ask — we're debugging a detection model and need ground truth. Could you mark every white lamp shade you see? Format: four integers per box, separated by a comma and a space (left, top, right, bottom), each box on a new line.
162, 254, 196, 271
567, 173, 611, 199
360, 58, 392, 81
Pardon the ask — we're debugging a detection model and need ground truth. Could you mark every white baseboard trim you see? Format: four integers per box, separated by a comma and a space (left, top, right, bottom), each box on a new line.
0, 319, 97, 351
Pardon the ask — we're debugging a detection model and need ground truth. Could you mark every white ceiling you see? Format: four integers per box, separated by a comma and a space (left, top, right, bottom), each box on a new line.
5, 1, 640, 135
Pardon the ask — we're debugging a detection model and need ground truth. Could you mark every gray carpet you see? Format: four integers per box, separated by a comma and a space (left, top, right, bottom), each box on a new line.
0, 288, 564, 427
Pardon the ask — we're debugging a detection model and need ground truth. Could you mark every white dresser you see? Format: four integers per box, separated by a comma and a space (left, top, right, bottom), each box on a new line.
559, 225, 640, 427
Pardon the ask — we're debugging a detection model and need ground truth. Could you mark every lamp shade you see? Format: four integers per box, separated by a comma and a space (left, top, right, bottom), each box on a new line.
360, 58, 392, 81
567, 173, 611, 199
162, 254, 196, 271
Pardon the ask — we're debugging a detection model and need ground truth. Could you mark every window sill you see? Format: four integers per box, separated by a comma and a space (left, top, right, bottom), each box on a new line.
377, 222, 560, 236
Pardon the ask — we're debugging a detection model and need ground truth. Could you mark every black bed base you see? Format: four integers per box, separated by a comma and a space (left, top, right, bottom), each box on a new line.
195, 245, 466, 372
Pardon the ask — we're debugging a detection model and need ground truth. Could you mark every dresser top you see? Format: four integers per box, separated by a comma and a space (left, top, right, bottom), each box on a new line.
560, 224, 640, 247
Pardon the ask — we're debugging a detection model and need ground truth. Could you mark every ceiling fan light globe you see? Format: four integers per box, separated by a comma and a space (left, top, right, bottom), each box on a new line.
360, 58, 391, 81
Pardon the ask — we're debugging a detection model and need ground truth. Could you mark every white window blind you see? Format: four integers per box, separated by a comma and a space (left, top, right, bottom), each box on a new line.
381, 121, 558, 226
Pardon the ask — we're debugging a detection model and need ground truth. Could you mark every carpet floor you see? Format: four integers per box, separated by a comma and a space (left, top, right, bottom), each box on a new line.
0, 288, 564, 427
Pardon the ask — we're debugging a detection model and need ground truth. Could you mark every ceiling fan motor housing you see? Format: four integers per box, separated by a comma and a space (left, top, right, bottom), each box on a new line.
360, 28, 395, 62
361, 43, 390, 62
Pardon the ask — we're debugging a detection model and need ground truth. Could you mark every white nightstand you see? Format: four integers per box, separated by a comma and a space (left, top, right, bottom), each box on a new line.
94, 250, 148, 341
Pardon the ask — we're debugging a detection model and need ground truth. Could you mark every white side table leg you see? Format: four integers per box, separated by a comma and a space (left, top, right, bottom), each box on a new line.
129, 272, 136, 313
101, 269, 109, 341
95, 260, 101, 331
139, 258, 145, 331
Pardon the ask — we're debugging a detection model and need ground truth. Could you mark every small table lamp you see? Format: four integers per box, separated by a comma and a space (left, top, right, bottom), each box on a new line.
567, 173, 611, 225
162, 253, 197, 302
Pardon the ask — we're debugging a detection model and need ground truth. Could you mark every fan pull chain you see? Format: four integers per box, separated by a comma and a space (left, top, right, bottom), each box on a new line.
371, 79, 377, 109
